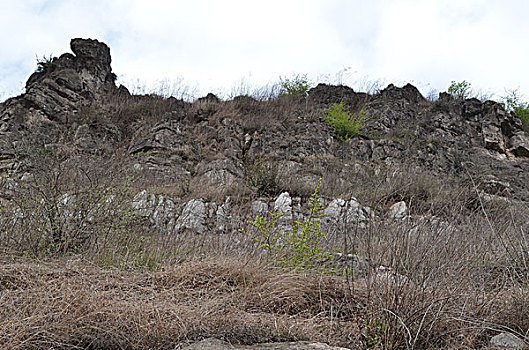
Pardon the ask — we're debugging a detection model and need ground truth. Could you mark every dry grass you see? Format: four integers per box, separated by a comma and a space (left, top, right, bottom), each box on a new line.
0, 254, 365, 349
2, 199, 528, 349
2, 83, 529, 349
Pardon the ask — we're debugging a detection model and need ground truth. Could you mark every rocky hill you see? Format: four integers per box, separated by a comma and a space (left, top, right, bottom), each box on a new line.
1, 38, 528, 231
1, 38, 529, 349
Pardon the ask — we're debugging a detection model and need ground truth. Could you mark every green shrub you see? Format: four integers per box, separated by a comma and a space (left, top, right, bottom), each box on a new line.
279, 74, 311, 98
36, 55, 58, 73
240, 179, 338, 270
325, 102, 369, 141
447, 80, 471, 99
500, 89, 529, 127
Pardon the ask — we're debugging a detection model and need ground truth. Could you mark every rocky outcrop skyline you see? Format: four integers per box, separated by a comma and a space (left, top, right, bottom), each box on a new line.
1, 38, 528, 227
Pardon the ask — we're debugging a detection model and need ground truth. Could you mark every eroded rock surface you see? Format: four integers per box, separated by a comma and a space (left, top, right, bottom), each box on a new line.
1, 37, 528, 224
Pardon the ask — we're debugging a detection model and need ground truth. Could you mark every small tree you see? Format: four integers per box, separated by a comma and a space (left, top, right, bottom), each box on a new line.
447, 80, 471, 99
325, 102, 369, 141
500, 88, 529, 127
241, 179, 338, 270
279, 74, 311, 99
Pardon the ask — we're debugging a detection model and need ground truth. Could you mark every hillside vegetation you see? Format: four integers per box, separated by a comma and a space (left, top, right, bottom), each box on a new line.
0, 38, 528, 349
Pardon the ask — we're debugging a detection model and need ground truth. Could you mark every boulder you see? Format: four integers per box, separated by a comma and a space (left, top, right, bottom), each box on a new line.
251, 200, 268, 217
489, 332, 527, 349
196, 159, 244, 188
345, 198, 370, 229
509, 132, 529, 157
175, 199, 207, 234
389, 201, 408, 219
323, 198, 346, 223
274, 192, 292, 220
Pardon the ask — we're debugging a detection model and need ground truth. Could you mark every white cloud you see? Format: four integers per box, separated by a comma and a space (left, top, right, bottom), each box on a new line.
1, 0, 529, 101
370, 0, 529, 98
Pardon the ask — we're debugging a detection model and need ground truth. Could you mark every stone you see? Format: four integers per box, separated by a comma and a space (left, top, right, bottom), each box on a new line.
489, 332, 527, 349
509, 132, 529, 157
322, 199, 346, 227
180, 338, 233, 349
152, 195, 177, 231
2, 37, 529, 241
70, 38, 111, 64
274, 192, 292, 220
389, 201, 408, 219
74, 124, 98, 152
323, 199, 346, 219
324, 253, 373, 275
251, 200, 268, 217
482, 124, 506, 153
345, 198, 369, 229
379, 83, 425, 104
479, 176, 511, 196
216, 197, 231, 232
175, 199, 207, 234
128, 119, 185, 154
131, 190, 156, 217
196, 159, 244, 188
131, 191, 178, 231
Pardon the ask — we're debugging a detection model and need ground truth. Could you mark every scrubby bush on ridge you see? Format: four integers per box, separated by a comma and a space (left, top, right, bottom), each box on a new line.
279, 73, 312, 99
447, 80, 472, 99
35, 55, 58, 73
500, 88, 529, 127
325, 101, 370, 141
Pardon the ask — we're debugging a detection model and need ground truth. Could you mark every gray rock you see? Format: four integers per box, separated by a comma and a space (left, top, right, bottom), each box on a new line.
181, 338, 233, 349
131, 190, 156, 217
345, 198, 369, 229
274, 192, 292, 220
128, 119, 184, 154
196, 159, 244, 188
482, 123, 506, 153
324, 253, 373, 275
152, 195, 177, 231
74, 124, 98, 152
479, 176, 511, 196
216, 197, 231, 232
131, 190, 177, 231
175, 199, 207, 234
389, 201, 408, 219
248, 341, 350, 349
323, 199, 346, 221
490, 332, 527, 349
509, 132, 529, 157
251, 200, 268, 217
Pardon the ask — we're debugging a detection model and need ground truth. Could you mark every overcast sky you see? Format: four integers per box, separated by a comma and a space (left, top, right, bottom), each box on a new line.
1, 0, 528, 102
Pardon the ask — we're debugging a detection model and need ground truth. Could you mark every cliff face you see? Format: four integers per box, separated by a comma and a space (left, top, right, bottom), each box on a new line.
1, 38, 529, 217
0, 39, 119, 160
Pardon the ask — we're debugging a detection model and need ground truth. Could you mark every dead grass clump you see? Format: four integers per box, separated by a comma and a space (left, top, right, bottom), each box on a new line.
215, 94, 318, 134
0, 256, 364, 349
98, 92, 186, 143
340, 199, 529, 349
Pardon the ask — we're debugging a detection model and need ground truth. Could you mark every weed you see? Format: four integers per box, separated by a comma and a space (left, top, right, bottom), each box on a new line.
447, 80, 471, 99
35, 55, 57, 73
245, 156, 280, 196
325, 102, 370, 141
361, 318, 389, 348
500, 88, 529, 127
240, 179, 338, 270
279, 74, 311, 99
